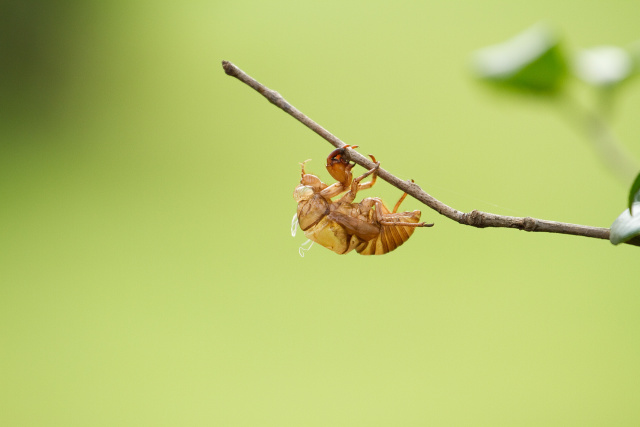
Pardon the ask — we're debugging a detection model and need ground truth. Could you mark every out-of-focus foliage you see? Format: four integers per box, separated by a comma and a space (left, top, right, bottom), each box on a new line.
610, 202, 640, 245
473, 22, 640, 241
473, 24, 567, 92
473, 23, 639, 94
574, 46, 634, 87
0, 1, 84, 123
629, 172, 640, 214
611, 172, 640, 245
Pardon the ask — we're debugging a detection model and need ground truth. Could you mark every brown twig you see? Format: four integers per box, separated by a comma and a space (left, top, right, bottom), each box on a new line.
222, 60, 637, 246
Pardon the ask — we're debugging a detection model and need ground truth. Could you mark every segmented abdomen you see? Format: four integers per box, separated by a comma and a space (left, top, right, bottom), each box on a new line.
355, 210, 422, 255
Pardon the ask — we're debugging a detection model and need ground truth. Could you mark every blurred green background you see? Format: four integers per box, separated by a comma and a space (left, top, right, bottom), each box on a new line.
2, 1, 640, 425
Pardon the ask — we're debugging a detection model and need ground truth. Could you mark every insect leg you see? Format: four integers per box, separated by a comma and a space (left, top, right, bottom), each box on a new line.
320, 182, 348, 199
334, 163, 379, 205
371, 198, 433, 227
353, 161, 380, 187
392, 179, 413, 213
355, 155, 378, 191
299, 159, 312, 177
379, 219, 432, 227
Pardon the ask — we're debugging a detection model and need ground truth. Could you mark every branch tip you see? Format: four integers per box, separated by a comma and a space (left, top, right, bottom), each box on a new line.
222, 60, 234, 76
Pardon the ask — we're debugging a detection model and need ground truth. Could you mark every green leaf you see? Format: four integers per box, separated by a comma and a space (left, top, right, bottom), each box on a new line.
473, 23, 567, 92
629, 171, 640, 215
574, 46, 633, 86
628, 40, 640, 76
610, 202, 640, 245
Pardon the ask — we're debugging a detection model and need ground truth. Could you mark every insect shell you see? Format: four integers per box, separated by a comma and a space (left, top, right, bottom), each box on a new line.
292, 146, 432, 255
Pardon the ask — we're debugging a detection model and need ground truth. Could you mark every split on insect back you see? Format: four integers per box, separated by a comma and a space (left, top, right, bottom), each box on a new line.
292, 146, 433, 256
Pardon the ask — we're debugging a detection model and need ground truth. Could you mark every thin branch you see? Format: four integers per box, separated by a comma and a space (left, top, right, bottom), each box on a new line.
222, 60, 638, 247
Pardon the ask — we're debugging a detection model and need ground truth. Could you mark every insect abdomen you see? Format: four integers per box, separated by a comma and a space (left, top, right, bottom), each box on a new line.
356, 210, 422, 255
